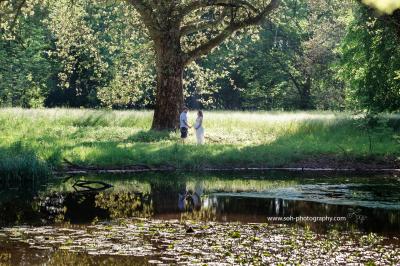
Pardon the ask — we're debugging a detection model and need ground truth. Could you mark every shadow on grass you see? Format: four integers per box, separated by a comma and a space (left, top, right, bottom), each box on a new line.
67, 110, 150, 128
126, 130, 178, 143
71, 112, 113, 127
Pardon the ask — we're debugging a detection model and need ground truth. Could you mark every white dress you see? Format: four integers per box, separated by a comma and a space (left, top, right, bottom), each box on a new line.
194, 117, 205, 144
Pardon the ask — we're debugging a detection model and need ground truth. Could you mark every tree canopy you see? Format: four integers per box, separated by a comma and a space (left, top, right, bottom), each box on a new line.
1, 0, 400, 118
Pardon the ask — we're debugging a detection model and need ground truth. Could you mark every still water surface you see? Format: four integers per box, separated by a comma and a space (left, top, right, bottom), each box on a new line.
0, 171, 399, 264
1, 171, 400, 231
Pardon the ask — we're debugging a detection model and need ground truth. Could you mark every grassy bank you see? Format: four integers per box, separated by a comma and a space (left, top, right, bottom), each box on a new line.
0, 108, 399, 178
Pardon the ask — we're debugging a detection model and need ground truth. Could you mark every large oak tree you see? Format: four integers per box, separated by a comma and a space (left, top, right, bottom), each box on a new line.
129, 0, 280, 130
2, 0, 280, 130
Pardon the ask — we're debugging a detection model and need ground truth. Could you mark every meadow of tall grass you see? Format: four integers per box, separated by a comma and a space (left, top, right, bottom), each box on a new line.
0, 108, 399, 179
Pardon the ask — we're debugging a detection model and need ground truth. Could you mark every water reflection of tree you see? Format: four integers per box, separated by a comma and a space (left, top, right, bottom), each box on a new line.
95, 191, 153, 219
0, 184, 47, 226
2, 173, 400, 235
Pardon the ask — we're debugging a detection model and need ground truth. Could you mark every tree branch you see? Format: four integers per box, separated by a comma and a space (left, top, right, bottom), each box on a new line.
273, 53, 305, 94
0, 0, 27, 32
180, 7, 229, 35
183, 0, 280, 64
180, 0, 259, 16
11, 0, 27, 29
127, 0, 160, 34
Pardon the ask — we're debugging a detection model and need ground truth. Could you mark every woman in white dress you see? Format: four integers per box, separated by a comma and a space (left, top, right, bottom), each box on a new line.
194, 110, 205, 144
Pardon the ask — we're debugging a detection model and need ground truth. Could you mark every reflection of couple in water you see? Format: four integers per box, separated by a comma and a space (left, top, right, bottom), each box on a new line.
178, 183, 203, 212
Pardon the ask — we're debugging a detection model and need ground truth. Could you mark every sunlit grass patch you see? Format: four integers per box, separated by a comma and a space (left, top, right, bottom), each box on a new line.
0, 108, 399, 178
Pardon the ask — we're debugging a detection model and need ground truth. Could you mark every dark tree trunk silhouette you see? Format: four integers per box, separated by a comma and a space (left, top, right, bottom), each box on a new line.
152, 32, 185, 130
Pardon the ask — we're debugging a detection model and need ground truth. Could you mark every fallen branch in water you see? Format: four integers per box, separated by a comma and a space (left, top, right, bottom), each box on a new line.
72, 180, 113, 192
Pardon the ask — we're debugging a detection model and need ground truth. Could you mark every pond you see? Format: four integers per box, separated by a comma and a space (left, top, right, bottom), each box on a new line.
1, 171, 400, 265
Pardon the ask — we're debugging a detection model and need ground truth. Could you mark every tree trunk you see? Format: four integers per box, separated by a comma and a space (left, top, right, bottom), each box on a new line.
299, 77, 312, 110
151, 33, 184, 131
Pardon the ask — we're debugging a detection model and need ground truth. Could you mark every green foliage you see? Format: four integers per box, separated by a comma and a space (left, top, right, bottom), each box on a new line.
1, 0, 156, 108
0, 0, 356, 111
194, 0, 351, 110
1, 0, 399, 113
0, 6, 57, 107
339, 3, 400, 112
45, 0, 154, 108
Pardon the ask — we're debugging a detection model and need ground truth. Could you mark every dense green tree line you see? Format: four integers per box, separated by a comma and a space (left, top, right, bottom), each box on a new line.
1, 0, 399, 113
340, 2, 400, 112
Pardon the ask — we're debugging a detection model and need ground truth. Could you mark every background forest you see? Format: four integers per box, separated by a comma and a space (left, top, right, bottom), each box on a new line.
0, 0, 399, 113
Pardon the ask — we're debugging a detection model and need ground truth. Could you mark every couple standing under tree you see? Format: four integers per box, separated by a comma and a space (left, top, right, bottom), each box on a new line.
180, 107, 205, 144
